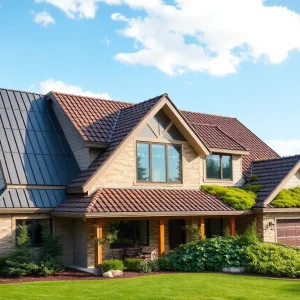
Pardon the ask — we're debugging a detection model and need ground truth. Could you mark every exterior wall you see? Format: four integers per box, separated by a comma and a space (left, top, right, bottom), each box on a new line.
236, 215, 255, 235
53, 217, 74, 265
256, 212, 300, 243
91, 138, 201, 191
0, 214, 51, 258
283, 169, 300, 189
73, 219, 87, 267
51, 99, 89, 171
200, 155, 244, 187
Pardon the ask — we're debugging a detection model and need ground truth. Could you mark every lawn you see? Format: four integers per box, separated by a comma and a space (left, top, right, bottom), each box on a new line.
0, 273, 299, 300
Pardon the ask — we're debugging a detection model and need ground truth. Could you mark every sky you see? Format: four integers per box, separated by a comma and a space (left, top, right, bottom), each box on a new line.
0, 0, 300, 156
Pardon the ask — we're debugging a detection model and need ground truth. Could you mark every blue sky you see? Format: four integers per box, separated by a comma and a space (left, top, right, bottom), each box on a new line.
0, 0, 300, 155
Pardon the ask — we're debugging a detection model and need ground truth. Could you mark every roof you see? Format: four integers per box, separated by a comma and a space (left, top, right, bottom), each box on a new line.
51, 91, 132, 143
180, 110, 279, 174
248, 155, 300, 207
190, 123, 247, 151
68, 95, 164, 188
0, 188, 66, 208
54, 187, 235, 214
0, 88, 80, 208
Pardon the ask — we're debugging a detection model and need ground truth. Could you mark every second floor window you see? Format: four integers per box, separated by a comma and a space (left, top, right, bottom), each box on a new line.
137, 142, 182, 183
206, 154, 232, 180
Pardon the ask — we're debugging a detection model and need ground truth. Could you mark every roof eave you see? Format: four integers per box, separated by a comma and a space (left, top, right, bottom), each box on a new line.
209, 148, 250, 156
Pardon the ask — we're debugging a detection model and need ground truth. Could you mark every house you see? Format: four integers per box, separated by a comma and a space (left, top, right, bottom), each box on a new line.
0, 88, 299, 273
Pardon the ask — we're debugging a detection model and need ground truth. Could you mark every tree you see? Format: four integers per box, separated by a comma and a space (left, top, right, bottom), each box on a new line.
6, 223, 39, 277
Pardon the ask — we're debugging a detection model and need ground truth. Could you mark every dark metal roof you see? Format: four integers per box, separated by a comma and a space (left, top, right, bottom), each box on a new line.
0, 88, 79, 186
247, 155, 300, 207
0, 188, 66, 208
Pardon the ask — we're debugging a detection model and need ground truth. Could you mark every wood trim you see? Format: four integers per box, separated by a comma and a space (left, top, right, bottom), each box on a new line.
229, 216, 236, 236
134, 137, 188, 145
82, 96, 210, 193
255, 207, 300, 213
95, 220, 103, 268
199, 217, 205, 239
264, 160, 300, 206
147, 122, 159, 138
159, 122, 173, 138
85, 141, 109, 149
209, 148, 249, 155
159, 219, 165, 256
6, 184, 65, 190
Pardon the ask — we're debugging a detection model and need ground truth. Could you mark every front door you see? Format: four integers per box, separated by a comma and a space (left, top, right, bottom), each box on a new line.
169, 219, 186, 249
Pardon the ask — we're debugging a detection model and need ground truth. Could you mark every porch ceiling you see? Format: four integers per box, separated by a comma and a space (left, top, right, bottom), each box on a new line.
54, 187, 238, 215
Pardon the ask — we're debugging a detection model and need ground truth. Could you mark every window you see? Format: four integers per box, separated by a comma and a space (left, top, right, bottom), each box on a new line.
16, 219, 52, 247
137, 142, 182, 183
111, 221, 149, 248
206, 154, 232, 180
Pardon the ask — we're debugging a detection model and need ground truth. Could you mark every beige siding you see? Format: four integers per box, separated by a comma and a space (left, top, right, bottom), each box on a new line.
200, 154, 244, 187
51, 99, 89, 170
283, 169, 300, 189
256, 212, 300, 243
90, 138, 200, 191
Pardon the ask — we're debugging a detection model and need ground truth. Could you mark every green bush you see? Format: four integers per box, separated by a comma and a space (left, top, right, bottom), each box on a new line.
101, 259, 124, 272
201, 185, 256, 210
147, 259, 160, 272
5, 223, 39, 277
158, 256, 174, 271
243, 184, 264, 193
138, 260, 152, 273
0, 257, 7, 269
271, 187, 300, 208
124, 258, 142, 271
39, 231, 64, 276
246, 243, 300, 277
168, 236, 250, 272
239, 222, 261, 244
249, 174, 259, 181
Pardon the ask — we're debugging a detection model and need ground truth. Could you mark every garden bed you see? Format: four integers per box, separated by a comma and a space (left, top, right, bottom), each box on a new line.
0, 268, 171, 284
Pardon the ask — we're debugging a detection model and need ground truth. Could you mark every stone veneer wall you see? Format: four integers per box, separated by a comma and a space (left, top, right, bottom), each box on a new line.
255, 212, 300, 243
0, 214, 51, 258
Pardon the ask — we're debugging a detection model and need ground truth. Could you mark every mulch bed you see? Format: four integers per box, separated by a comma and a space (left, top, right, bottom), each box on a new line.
0, 268, 169, 284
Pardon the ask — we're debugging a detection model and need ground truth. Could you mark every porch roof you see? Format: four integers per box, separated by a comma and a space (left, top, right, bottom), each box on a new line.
54, 187, 236, 215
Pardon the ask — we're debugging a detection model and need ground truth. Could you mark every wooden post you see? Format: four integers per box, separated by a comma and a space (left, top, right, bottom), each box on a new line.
159, 220, 165, 256
229, 216, 236, 236
94, 220, 103, 268
199, 218, 205, 239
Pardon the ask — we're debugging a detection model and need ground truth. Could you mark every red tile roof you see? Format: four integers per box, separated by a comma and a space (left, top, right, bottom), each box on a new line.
54, 187, 235, 213
51, 92, 132, 143
49, 92, 279, 189
180, 111, 279, 174
190, 123, 247, 151
68, 95, 164, 188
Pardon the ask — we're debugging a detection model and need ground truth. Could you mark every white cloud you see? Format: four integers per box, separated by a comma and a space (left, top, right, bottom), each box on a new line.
39, 79, 111, 99
267, 140, 300, 156
32, 11, 55, 27
106, 0, 300, 76
101, 36, 110, 45
34, 0, 100, 19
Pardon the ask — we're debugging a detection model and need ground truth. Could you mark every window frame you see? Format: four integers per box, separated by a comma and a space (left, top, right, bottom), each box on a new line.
15, 219, 52, 247
205, 153, 233, 181
136, 141, 183, 183
110, 220, 150, 249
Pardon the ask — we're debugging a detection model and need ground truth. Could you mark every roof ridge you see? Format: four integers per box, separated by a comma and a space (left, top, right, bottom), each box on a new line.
108, 110, 121, 143
50, 91, 133, 106
180, 109, 235, 119
253, 154, 300, 164
0, 87, 44, 96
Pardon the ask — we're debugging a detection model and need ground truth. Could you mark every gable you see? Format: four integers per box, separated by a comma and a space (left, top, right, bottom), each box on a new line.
284, 169, 300, 189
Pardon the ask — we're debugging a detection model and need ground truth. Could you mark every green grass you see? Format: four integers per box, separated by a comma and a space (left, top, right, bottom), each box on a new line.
0, 273, 299, 300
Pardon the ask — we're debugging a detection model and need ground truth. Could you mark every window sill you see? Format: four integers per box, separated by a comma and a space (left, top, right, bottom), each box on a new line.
203, 179, 234, 184
134, 181, 184, 186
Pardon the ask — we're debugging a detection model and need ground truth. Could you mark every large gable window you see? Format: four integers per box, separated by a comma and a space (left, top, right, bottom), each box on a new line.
137, 142, 182, 183
206, 154, 232, 180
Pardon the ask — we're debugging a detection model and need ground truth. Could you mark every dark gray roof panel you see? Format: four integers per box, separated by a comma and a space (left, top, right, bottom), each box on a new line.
0, 88, 80, 186
0, 188, 66, 208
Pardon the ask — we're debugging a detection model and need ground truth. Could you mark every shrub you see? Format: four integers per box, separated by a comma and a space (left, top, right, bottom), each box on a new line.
158, 256, 174, 271
201, 185, 256, 210
147, 259, 160, 272
101, 259, 124, 272
39, 231, 64, 276
5, 223, 39, 277
168, 236, 251, 272
239, 222, 261, 244
138, 260, 152, 273
0, 257, 7, 269
243, 184, 264, 193
271, 187, 300, 208
246, 243, 300, 277
124, 258, 142, 271
249, 174, 259, 181
183, 222, 201, 242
